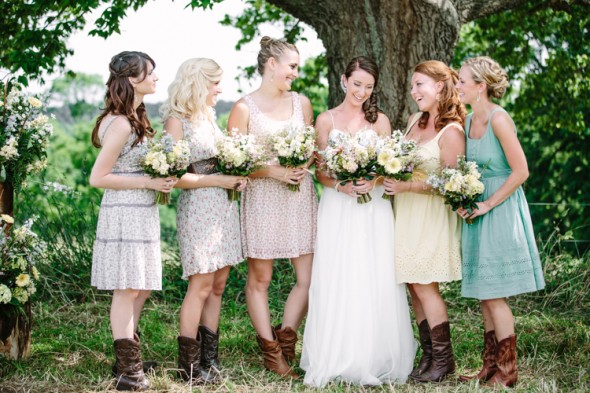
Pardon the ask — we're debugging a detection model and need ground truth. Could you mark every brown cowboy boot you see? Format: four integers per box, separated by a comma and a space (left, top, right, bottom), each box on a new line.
198, 326, 221, 379
113, 338, 149, 391
413, 321, 456, 382
410, 320, 432, 377
112, 332, 156, 377
256, 332, 297, 378
177, 336, 217, 384
273, 324, 298, 363
486, 334, 518, 387
459, 330, 498, 382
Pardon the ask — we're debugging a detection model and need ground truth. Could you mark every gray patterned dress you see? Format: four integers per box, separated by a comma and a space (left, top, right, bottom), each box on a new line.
91, 115, 162, 290
176, 117, 243, 278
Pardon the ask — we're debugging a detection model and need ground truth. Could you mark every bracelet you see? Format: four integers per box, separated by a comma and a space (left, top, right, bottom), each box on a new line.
334, 181, 340, 192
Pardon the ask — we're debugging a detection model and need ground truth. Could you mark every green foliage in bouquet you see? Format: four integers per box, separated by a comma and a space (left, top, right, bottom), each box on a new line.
0, 79, 53, 194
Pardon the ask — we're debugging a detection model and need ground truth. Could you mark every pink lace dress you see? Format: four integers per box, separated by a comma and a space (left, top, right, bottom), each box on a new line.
240, 92, 318, 259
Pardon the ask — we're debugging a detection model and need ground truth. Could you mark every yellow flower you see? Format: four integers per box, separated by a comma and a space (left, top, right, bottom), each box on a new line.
32, 266, 40, 280
15, 273, 31, 287
1, 214, 14, 224
28, 97, 42, 108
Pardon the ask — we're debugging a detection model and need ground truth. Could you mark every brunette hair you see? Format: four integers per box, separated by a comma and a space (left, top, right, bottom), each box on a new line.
413, 60, 466, 131
343, 56, 381, 124
91, 51, 156, 148
160, 58, 222, 123
462, 56, 510, 99
257, 36, 299, 76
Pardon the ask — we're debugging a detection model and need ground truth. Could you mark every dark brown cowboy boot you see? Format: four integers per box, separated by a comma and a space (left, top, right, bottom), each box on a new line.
113, 338, 149, 391
413, 321, 456, 382
410, 320, 432, 377
198, 326, 221, 380
486, 334, 518, 387
256, 332, 297, 378
112, 332, 156, 377
177, 336, 217, 384
273, 324, 298, 363
460, 330, 498, 382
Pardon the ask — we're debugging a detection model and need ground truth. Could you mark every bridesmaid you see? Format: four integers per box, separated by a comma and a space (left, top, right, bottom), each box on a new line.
90, 51, 177, 391
383, 60, 466, 383
227, 36, 318, 377
456, 56, 545, 387
161, 58, 247, 384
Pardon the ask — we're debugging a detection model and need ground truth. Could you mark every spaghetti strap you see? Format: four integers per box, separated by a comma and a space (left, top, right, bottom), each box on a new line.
99, 115, 122, 143
327, 110, 335, 130
404, 112, 422, 136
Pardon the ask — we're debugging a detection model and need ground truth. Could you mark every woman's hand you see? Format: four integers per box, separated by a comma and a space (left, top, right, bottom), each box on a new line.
146, 177, 178, 193
460, 201, 492, 220
351, 179, 375, 195
272, 165, 308, 185
382, 178, 411, 196
217, 175, 248, 191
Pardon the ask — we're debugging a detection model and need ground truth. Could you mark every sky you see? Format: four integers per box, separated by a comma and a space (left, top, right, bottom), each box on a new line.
60, 0, 325, 103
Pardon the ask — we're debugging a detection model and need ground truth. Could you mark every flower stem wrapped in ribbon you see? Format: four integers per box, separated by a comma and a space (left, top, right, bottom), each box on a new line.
320, 129, 379, 204
271, 124, 316, 192
215, 132, 264, 201
141, 133, 190, 205
426, 155, 485, 224
375, 130, 422, 201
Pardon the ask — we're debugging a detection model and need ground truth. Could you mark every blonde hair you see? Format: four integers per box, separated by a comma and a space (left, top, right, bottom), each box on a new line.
462, 56, 510, 99
160, 58, 222, 123
257, 36, 299, 76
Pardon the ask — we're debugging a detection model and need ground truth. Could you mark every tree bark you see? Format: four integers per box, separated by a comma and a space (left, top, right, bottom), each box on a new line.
0, 180, 31, 360
268, 0, 526, 127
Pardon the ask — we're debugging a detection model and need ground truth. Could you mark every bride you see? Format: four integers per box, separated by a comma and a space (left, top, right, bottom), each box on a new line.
300, 56, 416, 387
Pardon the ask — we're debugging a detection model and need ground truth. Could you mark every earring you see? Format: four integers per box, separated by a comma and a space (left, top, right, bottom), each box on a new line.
270, 72, 275, 83
435, 93, 441, 102
477, 91, 481, 102
340, 79, 347, 93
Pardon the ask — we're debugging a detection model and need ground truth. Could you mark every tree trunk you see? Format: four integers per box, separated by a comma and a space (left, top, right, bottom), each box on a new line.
0, 179, 31, 360
269, 0, 527, 128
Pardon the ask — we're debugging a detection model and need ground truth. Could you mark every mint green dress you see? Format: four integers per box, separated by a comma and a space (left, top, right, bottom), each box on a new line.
461, 109, 545, 300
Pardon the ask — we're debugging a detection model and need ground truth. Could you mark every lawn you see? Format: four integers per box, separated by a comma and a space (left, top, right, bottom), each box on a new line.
1, 257, 588, 393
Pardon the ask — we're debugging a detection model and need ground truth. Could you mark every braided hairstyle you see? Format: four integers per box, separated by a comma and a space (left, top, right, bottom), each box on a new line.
462, 56, 510, 99
257, 36, 299, 76
343, 56, 381, 124
413, 60, 466, 131
92, 51, 156, 148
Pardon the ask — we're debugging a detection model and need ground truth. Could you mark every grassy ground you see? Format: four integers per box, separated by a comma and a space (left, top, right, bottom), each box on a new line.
1, 260, 588, 393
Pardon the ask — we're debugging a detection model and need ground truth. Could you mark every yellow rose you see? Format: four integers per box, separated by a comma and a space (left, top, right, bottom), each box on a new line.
16, 273, 31, 287
1, 214, 14, 224
28, 97, 42, 108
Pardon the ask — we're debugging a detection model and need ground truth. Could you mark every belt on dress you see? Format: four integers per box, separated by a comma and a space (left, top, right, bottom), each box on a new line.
188, 157, 220, 175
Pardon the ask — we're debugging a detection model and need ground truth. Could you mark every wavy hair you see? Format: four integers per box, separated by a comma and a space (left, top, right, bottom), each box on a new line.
344, 56, 381, 124
92, 51, 155, 148
160, 58, 222, 123
462, 56, 510, 99
257, 36, 299, 76
413, 60, 466, 131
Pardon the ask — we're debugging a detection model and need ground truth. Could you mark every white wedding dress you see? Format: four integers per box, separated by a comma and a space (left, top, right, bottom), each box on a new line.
300, 129, 417, 388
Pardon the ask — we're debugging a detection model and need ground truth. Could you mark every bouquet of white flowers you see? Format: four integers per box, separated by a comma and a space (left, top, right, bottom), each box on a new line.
271, 124, 316, 191
375, 130, 422, 201
320, 129, 379, 204
141, 133, 191, 205
215, 132, 264, 201
0, 215, 46, 307
1, 80, 53, 193
427, 155, 485, 223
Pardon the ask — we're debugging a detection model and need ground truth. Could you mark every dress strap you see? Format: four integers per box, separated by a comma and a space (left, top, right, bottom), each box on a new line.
434, 121, 464, 142
327, 110, 336, 130
99, 115, 122, 143
404, 112, 422, 136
